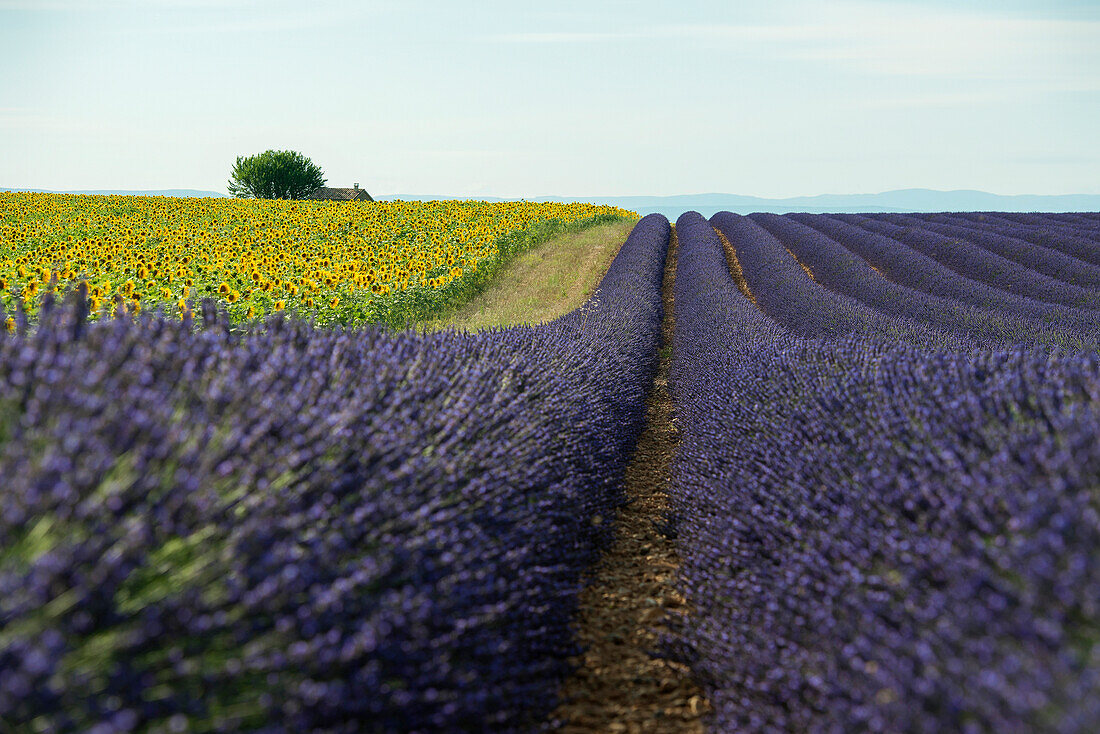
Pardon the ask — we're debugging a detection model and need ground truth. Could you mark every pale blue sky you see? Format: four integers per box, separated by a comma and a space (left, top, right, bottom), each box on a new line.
2, 0, 1098, 197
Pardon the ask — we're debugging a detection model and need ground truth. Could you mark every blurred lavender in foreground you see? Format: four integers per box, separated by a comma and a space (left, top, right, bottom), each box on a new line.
0, 214, 669, 732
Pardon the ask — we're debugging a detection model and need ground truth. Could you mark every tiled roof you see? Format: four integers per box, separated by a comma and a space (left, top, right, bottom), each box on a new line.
305, 187, 374, 202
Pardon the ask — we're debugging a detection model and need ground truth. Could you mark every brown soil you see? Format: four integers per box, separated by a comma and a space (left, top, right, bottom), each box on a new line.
549, 226, 711, 732
784, 246, 817, 282
713, 226, 757, 305
868, 262, 899, 283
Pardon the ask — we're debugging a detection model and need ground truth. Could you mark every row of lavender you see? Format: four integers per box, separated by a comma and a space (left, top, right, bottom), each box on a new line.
0, 214, 669, 732
784, 213, 1100, 345
667, 211, 1100, 731
830, 213, 1100, 313
748, 213, 1100, 350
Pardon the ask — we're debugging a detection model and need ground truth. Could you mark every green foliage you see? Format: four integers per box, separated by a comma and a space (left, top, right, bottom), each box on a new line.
227, 149, 326, 200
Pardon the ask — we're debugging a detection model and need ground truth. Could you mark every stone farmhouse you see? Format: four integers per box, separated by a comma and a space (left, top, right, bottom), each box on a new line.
305, 183, 374, 202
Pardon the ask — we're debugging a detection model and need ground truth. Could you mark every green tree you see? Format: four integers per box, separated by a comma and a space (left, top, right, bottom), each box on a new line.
227, 150, 326, 200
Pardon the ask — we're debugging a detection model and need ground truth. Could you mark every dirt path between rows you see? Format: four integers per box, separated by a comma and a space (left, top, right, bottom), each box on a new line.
549, 227, 710, 732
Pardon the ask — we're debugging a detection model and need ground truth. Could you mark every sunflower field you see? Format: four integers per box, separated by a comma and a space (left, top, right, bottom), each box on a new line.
0, 192, 634, 328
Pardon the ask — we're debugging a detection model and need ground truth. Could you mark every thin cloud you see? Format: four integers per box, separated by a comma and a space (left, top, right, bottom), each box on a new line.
495, 30, 636, 43
489, 6, 1100, 84
1013, 153, 1100, 166
858, 80, 1100, 110
0, 0, 258, 9
786, 15, 1100, 80
491, 24, 824, 44
0, 109, 96, 133
148, 13, 345, 34
104, 2, 391, 35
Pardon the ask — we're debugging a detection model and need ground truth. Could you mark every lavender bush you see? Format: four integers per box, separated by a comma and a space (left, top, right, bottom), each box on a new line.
790, 213, 1100, 336
709, 212, 964, 348
840, 214, 1100, 310
880, 213, 1100, 290
927, 213, 1100, 267
968, 212, 1100, 242
748, 212, 1097, 350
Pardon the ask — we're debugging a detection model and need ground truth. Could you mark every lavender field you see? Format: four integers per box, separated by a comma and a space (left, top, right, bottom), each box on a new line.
2, 210, 1100, 732
668, 212, 1100, 732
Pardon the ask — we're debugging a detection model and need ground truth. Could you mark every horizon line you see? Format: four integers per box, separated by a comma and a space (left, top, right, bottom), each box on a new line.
6, 186, 1100, 199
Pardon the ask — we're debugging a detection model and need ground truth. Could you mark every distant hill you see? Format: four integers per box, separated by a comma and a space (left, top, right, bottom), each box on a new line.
1, 188, 227, 198
380, 189, 1100, 217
